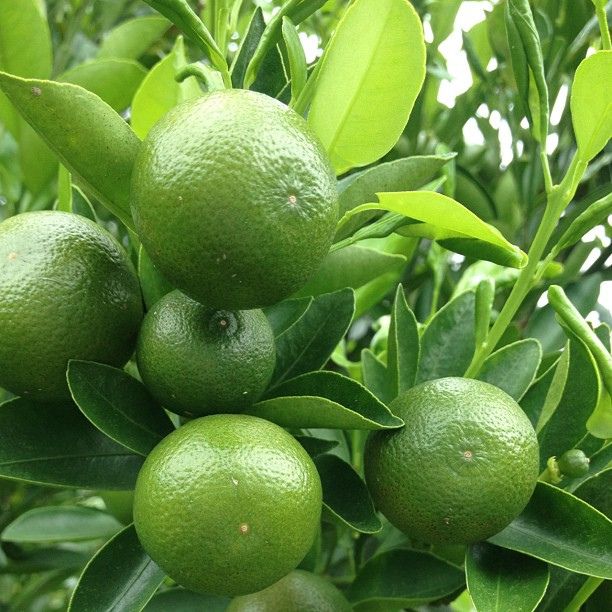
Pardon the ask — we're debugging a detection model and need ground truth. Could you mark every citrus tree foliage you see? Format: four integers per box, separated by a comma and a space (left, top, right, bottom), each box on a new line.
0, 0, 611, 610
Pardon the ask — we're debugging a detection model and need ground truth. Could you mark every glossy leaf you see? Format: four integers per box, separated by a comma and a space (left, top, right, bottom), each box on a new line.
520, 359, 559, 428
478, 339, 542, 400
466, 543, 549, 612
138, 246, 175, 309
572, 468, 612, 518
69, 525, 165, 612
264, 296, 313, 338
552, 191, 612, 256
387, 284, 420, 397
538, 335, 601, 469
231, 7, 265, 88
505, 0, 549, 143
142, 0, 226, 76
417, 291, 476, 383
571, 51, 612, 162
67, 360, 175, 457
59, 59, 147, 113
294, 435, 339, 458
314, 454, 381, 534
0, 0, 52, 137
98, 15, 170, 60
0, 72, 138, 229
281, 17, 307, 105
131, 36, 201, 140
272, 288, 355, 385
144, 589, 229, 611
361, 348, 393, 405
349, 549, 465, 608
308, 0, 426, 174
336, 154, 454, 240
252, 371, 403, 430
2, 507, 122, 544
0, 399, 143, 490
294, 245, 406, 297
488, 482, 612, 578
0, 548, 89, 575
340, 191, 527, 268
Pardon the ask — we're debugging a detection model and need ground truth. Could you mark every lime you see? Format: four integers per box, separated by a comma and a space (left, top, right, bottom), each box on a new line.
227, 570, 352, 611
100, 490, 134, 525
130, 89, 338, 309
364, 377, 539, 544
133, 414, 322, 596
0, 211, 143, 402
136, 290, 275, 417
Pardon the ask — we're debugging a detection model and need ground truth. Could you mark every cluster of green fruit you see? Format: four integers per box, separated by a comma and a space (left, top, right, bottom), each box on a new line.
0, 89, 540, 604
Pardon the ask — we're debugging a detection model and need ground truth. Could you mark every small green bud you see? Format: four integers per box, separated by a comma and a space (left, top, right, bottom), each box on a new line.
557, 449, 590, 478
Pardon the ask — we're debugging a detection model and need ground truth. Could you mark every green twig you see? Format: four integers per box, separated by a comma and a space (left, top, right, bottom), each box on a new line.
465, 152, 588, 377
595, 2, 612, 49
563, 576, 604, 612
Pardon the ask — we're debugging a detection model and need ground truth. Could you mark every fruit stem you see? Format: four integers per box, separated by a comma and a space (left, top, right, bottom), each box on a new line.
465, 153, 587, 377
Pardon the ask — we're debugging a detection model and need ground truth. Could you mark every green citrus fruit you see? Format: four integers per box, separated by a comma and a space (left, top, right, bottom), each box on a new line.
0, 211, 143, 402
130, 89, 338, 310
227, 570, 352, 612
557, 449, 590, 478
136, 290, 275, 417
133, 414, 322, 596
364, 377, 539, 544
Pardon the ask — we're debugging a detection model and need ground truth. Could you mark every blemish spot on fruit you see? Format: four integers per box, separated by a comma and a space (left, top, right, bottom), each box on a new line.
7, 251, 17, 261
231, 477, 238, 486
463, 450, 473, 460
288, 194, 297, 206
239, 523, 250, 535
31, 87, 42, 97
443, 517, 450, 525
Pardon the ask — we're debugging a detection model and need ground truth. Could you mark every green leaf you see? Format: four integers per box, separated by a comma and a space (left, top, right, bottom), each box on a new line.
98, 15, 170, 60
314, 454, 381, 534
59, 59, 147, 113
251, 371, 403, 430
387, 285, 420, 397
340, 191, 527, 268
294, 435, 339, 458
566, 443, 612, 494
144, 589, 230, 611
454, 167, 497, 221
231, 7, 266, 88
535, 565, 592, 612
335, 154, 453, 240
520, 359, 559, 428
573, 468, 612, 518
264, 296, 313, 338
552, 191, 612, 256
281, 17, 307, 105
0, 72, 138, 229
293, 245, 406, 298
571, 51, 612, 162
478, 339, 542, 401
465, 543, 549, 612
538, 335, 601, 469
0, 0, 52, 137
488, 482, 612, 579
272, 288, 355, 386
2, 507, 122, 544
131, 36, 201, 140
69, 525, 165, 612
307, 0, 426, 174
361, 348, 393, 405
0, 399, 144, 490
0, 548, 89, 575
505, 0, 549, 143
417, 291, 476, 383
138, 246, 175, 309
67, 360, 175, 457
348, 549, 465, 608
141, 0, 227, 77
